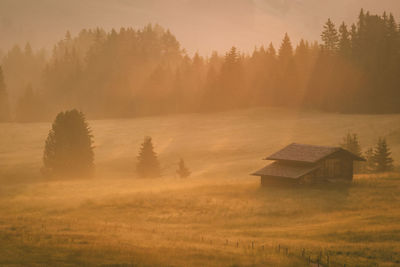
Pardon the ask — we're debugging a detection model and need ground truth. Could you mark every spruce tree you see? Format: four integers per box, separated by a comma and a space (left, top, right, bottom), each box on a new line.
219, 46, 244, 109
338, 22, 351, 57
0, 66, 10, 122
267, 43, 277, 57
42, 109, 94, 177
372, 138, 394, 173
176, 158, 190, 178
137, 136, 161, 178
363, 147, 375, 173
278, 33, 293, 62
340, 133, 362, 156
321, 19, 339, 52
357, 9, 366, 39
225, 46, 239, 66
340, 133, 362, 173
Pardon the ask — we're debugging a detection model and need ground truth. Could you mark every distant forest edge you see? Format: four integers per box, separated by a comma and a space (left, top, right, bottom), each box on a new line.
0, 9, 400, 122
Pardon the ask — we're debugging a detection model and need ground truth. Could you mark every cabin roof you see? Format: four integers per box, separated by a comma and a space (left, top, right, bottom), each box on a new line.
265, 143, 364, 163
251, 161, 318, 179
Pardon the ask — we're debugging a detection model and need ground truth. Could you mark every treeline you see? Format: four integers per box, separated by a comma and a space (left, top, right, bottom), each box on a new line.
308, 10, 400, 113
0, 9, 400, 122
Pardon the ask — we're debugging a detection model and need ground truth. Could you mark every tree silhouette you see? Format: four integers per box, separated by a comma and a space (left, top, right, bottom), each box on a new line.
277, 33, 298, 106
267, 43, 277, 57
340, 133, 362, 156
338, 22, 351, 57
340, 132, 362, 173
372, 138, 394, 173
176, 158, 190, 178
42, 109, 94, 177
0, 66, 10, 122
321, 19, 339, 52
137, 136, 161, 178
363, 147, 375, 173
278, 33, 293, 63
218, 46, 244, 109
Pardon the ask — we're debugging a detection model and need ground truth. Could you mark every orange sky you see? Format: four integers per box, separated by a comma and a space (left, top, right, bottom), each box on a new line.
1, 0, 400, 55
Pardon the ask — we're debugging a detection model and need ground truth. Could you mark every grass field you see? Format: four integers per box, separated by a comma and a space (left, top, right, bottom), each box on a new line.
1, 108, 400, 266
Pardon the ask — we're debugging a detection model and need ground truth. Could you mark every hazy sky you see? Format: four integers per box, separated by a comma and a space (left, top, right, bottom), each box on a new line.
1, 0, 400, 55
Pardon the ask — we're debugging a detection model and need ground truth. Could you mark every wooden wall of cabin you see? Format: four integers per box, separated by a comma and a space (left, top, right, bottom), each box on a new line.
340, 158, 353, 180
316, 154, 354, 180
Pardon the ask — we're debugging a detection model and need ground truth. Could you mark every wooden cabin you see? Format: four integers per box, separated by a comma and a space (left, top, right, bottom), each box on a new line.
252, 143, 365, 185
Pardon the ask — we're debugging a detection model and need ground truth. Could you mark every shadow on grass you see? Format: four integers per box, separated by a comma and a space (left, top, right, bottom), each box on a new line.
255, 182, 352, 214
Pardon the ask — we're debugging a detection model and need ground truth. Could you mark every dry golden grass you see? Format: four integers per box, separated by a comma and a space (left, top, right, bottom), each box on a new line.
0, 176, 399, 266
1, 108, 400, 266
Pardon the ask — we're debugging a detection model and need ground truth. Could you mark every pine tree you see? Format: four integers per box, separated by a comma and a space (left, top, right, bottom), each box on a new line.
295, 39, 308, 58
278, 33, 293, 62
340, 133, 362, 156
372, 138, 394, 173
363, 147, 375, 173
340, 133, 362, 173
321, 19, 339, 52
42, 109, 94, 177
176, 158, 191, 178
0, 66, 10, 121
137, 136, 161, 178
267, 43, 277, 58
350, 23, 358, 54
219, 46, 244, 109
358, 9, 366, 34
225, 46, 238, 65
338, 22, 351, 57
385, 14, 399, 66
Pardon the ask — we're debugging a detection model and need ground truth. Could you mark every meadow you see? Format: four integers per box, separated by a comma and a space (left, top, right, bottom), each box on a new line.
0, 107, 400, 266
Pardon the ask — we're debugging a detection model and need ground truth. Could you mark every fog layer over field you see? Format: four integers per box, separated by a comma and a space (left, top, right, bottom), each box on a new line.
1, 109, 400, 266
2, 108, 400, 182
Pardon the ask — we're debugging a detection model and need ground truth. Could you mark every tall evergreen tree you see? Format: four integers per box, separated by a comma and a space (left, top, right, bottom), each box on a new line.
176, 158, 191, 178
385, 13, 399, 65
340, 133, 362, 156
372, 138, 394, 173
42, 109, 94, 177
338, 22, 352, 57
350, 23, 358, 53
363, 147, 375, 173
295, 39, 308, 57
321, 19, 339, 52
137, 136, 161, 178
0, 66, 10, 122
358, 9, 366, 34
278, 33, 293, 63
277, 33, 298, 105
218, 46, 244, 109
267, 43, 277, 57
340, 133, 362, 173
225, 46, 239, 66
